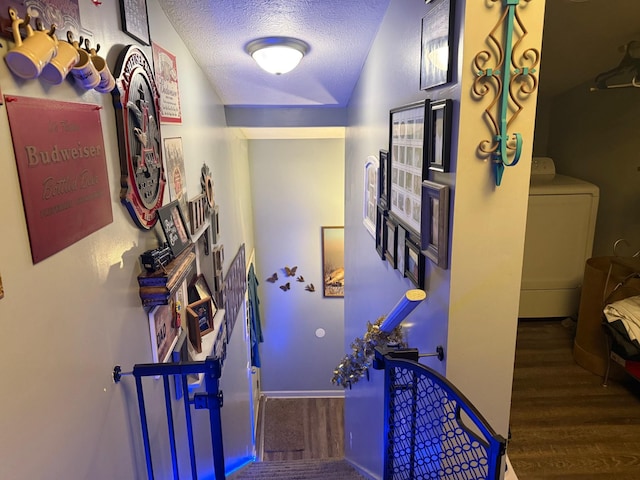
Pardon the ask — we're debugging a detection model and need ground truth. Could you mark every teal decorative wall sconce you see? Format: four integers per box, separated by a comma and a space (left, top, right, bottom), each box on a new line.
472, 0, 540, 186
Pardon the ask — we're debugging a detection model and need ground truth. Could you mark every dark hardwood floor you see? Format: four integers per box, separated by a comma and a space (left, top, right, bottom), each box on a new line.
508, 319, 640, 479
258, 396, 345, 462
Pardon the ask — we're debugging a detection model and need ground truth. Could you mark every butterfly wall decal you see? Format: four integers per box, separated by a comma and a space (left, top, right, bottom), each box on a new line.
280, 282, 291, 291
284, 266, 298, 277
296, 275, 305, 282
305, 283, 315, 292
266, 273, 278, 283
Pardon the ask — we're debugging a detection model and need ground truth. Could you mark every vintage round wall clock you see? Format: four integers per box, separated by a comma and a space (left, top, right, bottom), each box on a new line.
112, 45, 165, 229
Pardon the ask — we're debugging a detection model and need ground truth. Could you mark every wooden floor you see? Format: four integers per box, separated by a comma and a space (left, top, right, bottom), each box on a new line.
508, 319, 640, 479
257, 396, 345, 462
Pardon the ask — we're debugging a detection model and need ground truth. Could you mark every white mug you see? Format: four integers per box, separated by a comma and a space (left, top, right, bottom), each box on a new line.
86, 41, 115, 93
41, 37, 79, 84
4, 8, 58, 80
68, 33, 100, 89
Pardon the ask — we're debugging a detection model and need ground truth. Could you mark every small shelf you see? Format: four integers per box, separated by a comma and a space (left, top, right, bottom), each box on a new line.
138, 245, 196, 307
187, 308, 226, 390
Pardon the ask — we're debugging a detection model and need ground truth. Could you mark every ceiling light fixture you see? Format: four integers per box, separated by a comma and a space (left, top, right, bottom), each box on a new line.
246, 37, 309, 75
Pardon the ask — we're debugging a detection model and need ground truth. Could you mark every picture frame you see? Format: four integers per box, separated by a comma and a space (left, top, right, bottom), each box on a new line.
164, 137, 189, 233
428, 99, 453, 173
375, 203, 388, 260
420, 0, 455, 90
384, 215, 399, 269
188, 193, 209, 235
389, 100, 429, 236
148, 303, 181, 363
378, 149, 390, 207
188, 273, 213, 304
404, 235, 426, 288
119, 0, 151, 46
363, 155, 379, 238
186, 297, 216, 353
421, 180, 450, 269
157, 200, 191, 258
321, 226, 345, 297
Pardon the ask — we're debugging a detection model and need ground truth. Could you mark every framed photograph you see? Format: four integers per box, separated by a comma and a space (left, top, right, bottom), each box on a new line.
322, 226, 345, 297
120, 0, 150, 46
389, 100, 429, 236
378, 149, 390, 207
157, 200, 191, 258
384, 215, 399, 269
428, 99, 453, 173
152, 42, 182, 124
363, 155, 379, 238
148, 304, 181, 363
164, 137, 189, 233
404, 236, 426, 288
188, 273, 213, 304
420, 0, 455, 90
375, 203, 388, 260
186, 297, 216, 353
421, 180, 450, 269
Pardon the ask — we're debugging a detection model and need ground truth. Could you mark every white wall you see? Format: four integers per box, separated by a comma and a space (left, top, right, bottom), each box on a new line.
343, 0, 545, 477
248, 138, 345, 393
0, 1, 254, 478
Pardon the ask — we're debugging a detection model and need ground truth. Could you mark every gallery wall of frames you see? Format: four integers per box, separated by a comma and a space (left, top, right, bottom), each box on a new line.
373, 0, 455, 289
0, 0, 233, 382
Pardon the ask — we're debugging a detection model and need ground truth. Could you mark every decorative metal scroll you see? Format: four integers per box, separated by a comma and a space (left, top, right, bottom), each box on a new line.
472, 0, 540, 186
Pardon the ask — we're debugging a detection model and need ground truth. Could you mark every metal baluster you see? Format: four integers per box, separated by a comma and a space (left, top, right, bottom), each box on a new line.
163, 375, 180, 479
181, 374, 198, 480
135, 375, 155, 480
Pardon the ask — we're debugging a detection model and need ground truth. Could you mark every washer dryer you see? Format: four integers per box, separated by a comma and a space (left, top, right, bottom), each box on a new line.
519, 157, 599, 318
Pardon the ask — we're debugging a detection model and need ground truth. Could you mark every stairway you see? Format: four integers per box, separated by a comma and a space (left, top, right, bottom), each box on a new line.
227, 458, 367, 480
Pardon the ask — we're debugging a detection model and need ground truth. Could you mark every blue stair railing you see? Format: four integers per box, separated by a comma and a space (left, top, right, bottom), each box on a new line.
373, 346, 506, 480
113, 356, 226, 480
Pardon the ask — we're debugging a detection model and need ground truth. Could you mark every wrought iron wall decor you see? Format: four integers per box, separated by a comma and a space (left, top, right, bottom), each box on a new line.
472, 0, 540, 187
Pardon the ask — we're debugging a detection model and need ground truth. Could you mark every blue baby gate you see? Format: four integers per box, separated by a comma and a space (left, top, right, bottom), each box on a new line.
113, 356, 225, 480
373, 347, 506, 480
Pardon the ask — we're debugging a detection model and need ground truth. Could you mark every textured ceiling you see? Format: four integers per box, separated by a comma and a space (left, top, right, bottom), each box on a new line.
156, 0, 391, 107
156, 0, 640, 108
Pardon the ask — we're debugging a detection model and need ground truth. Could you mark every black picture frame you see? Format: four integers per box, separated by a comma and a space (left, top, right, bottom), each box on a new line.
157, 200, 191, 258
375, 202, 388, 260
404, 236, 426, 288
428, 99, 453, 173
378, 149, 390, 208
384, 215, 399, 269
188, 273, 214, 305
389, 100, 430, 236
120, 0, 151, 46
420, 0, 455, 90
421, 180, 450, 269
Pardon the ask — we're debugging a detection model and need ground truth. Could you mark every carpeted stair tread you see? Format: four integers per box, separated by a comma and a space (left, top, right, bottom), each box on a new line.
228, 458, 366, 479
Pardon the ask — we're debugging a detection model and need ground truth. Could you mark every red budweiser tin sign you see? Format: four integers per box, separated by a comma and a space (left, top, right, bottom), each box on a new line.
5, 96, 113, 263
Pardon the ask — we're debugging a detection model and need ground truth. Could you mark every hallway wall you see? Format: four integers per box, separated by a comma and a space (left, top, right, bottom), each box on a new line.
248, 138, 346, 394
343, 0, 545, 477
0, 1, 255, 478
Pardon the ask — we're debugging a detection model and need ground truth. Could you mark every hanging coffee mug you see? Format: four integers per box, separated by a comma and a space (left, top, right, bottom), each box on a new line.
68, 32, 100, 90
40, 28, 79, 84
4, 8, 58, 80
85, 40, 115, 93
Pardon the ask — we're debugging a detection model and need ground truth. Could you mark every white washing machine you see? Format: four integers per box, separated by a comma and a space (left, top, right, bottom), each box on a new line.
519, 157, 599, 318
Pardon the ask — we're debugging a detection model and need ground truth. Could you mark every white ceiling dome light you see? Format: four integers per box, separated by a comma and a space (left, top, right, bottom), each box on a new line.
246, 37, 309, 75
